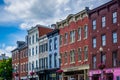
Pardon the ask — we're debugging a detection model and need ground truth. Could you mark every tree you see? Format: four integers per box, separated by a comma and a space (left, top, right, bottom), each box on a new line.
0, 58, 12, 80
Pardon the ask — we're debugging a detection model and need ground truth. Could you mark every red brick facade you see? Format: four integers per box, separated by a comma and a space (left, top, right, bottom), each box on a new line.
12, 49, 20, 79
19, 46, 28, 79
89, 0, 120, 70
57, 8, 90, 80
12, 42, 28, 80
88, 0, 120, 80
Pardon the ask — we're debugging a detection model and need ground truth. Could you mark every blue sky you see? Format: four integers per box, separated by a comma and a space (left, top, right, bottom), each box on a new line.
0, 0, 111, 57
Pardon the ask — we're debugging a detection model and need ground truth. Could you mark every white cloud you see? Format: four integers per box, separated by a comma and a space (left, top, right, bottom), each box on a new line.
0, 0, 111, 29
0, 45, 16, 57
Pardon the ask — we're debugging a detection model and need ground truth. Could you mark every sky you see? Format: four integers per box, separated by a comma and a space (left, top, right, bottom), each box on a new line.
0, 0, 111, 57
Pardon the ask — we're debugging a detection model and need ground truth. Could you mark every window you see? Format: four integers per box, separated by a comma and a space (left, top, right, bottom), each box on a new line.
92, 37, 96, 48
64, 33, 68, 44
32, 61, 34, 70
102, 54, 106, 64
78, 48, 82, 61
102, 16, 106, 27
78, 28, 81, 40
41, 58, 44, 69
36, 46, 37, 54
39, 59, 42, 69
112, 51, 117, 67
93, 55, 96, 69
84, 46, 88, 60
102, 34, 106, 46
29, 62, 31, 70
92, 20, 96, 30
36, 60, 38, 68
49, 55, 52, 68
36, 33, 38, 42
112, 12, 117, 23
112, 32, 117, 43
39, 45, 42, 53
43, 58, 45, 69
26, 63, 28, 71
54, 53, 57, 67
49, 39, 52, 51
29, 37, 31, 45
45, 57, 48, 68
64, 52, 68, 64
43, 44, 45, 52
60, 35, 62, 45
32, 35, 34, 44
70, 30, 75, 43
60, 54, 62, 65
54, 37, 57, 50
32, 48, 34, 55
84, 25, 88, 39
70, 50, 75, 62
46, 43, 48, 51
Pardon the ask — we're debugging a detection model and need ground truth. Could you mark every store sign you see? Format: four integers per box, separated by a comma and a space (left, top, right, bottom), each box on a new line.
52, 73, 56, 77
67, 67, 78, 71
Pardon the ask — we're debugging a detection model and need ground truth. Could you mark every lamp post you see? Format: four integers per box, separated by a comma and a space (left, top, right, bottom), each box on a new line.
99, 46, 103, 63
98, 47, 105, 80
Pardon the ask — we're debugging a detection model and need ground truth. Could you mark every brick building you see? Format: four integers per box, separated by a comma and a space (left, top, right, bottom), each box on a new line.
12, 41, 28, 80
19, 43, 28, 80
88, 0, 120, 80
57, 7, 90, 80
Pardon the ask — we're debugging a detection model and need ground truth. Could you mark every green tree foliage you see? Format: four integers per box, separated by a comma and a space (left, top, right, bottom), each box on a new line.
0, 58, 12, 80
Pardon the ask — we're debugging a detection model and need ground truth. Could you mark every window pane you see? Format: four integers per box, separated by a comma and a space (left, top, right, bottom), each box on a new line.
93, 55, 96, 69
92, 38, 96, 48
102, 35, 106, 46
92, 20, 96, 30
113, 32, 117, 43
78, 28, 81, 40
102, 16, 106, 27
113, 12, 117, 23
84, 25, 88, 38
84, 46, 88, 60
78, 48, 82, 61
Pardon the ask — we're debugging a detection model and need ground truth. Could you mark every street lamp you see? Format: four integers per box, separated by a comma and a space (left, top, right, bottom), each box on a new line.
99, 46, 103, 63
98, 46, 105, 80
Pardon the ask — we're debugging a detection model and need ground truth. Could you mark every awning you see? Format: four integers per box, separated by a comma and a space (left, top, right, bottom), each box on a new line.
56, 69, 63, 73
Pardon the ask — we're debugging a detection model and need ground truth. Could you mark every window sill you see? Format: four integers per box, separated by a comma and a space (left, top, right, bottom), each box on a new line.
64, 63, 68, 65
69, 42, 75, 44
77, 39, 81, 42
70, 62, 75, 64
84, 59, 88, 62
78, 60, 82, 62
83, 37, 87, 40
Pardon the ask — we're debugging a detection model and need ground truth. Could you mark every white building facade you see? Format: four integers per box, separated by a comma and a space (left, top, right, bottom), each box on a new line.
28, 27, 39, 80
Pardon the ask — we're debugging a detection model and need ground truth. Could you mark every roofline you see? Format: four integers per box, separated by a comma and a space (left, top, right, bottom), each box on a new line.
89, 0, 118, 15
47, 29, 59, 37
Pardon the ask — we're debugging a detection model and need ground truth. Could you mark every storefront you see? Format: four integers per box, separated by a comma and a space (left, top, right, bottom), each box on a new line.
89, 68, 120, 80
47, 68, 59, 80
36, 68, 59, 80
62, 65, 89, 80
